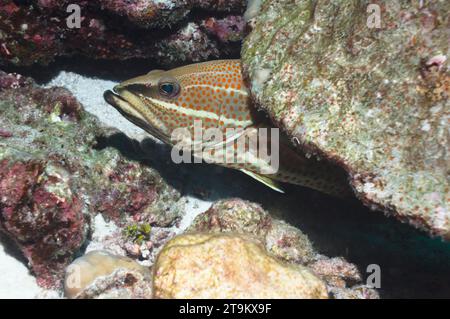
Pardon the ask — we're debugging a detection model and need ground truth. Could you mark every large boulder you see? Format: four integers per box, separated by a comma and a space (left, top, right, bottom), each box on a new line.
153, 232, 329, 299
242, 0, 449, 238
0, 159, 88, 289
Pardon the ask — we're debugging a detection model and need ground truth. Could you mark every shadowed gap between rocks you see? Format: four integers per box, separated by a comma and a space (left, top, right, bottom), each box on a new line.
0, 231, 29, 265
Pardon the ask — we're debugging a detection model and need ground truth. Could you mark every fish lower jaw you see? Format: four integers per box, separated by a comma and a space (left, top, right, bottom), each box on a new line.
104, 90, 148, 124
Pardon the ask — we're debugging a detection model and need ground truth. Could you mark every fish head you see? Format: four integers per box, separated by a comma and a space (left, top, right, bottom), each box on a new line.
103, 69, 176, 144
104, 60, 255, 145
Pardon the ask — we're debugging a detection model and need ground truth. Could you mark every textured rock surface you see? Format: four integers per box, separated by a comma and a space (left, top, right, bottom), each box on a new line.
188, 199, 379, 298
153, 232, 329, 299
190, 199, 273, 238
242, 0, 449, 238
71, 268, 152, 299
0, 0, 246, 66
189, 199, 316, 263
0, 70, 184, 288
64, 250, 151, 298
0, 159, 88, 289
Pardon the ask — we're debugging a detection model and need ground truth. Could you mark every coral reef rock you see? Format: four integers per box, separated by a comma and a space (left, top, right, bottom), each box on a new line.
0, 70, 184, 288
189, 199, 316, 264
64, 250, 152, 299
242, 0, 449, 238
0, 159, 88, 289
0, 0, 246, 66
153, 232, 329, 299
188, 199, 379, 299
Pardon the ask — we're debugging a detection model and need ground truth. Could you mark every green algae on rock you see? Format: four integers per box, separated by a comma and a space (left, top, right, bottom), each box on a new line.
242, 0, 449, 238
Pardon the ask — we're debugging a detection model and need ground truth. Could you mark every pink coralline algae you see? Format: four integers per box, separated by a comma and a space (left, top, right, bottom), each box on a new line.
97, 0, 245, 27
0, 72, 30, 90
31, 87, 84, 121
96, 161, 158, 222
203, 16, 246, 43
0, 160, 87, 289
0, 0, 246, 66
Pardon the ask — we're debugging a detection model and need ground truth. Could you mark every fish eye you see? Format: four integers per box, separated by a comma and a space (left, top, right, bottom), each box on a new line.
158, 79, 180, 98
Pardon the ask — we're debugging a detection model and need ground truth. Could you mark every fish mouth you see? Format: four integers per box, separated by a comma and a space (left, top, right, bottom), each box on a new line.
103, 89, 171, 144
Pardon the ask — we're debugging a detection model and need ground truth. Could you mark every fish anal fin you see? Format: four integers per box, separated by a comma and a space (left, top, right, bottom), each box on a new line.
240, 169, 285, 193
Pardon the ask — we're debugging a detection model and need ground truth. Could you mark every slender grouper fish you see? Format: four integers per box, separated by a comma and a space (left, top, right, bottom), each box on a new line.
104, 59, 351, 196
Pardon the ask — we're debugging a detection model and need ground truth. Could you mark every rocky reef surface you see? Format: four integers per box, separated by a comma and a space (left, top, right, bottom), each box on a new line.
242, 0, 449, 238
0, 71, 184, 289
0, 0, 449, 300
0, 0, 246, 67
63, 199, 378, 299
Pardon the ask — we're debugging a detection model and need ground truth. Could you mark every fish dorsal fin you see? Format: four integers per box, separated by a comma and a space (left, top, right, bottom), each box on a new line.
147, 70, 164, 75
240, 169, 285, 193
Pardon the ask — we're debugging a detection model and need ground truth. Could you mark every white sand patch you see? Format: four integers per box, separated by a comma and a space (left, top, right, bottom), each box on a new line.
46, 71, 148, 141
0, 241, 42, 298
174, 196, 212, 234
85, 214, 122, 254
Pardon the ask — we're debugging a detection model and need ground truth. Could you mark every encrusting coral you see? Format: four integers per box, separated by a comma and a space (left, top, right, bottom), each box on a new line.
64, 250, 152, 299
153, 232, 329, 299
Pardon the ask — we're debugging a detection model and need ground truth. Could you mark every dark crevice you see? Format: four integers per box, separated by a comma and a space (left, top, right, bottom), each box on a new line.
1, 56, 166, 84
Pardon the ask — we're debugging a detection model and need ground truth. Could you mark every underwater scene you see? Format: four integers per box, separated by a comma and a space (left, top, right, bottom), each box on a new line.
0, 0, 448, 300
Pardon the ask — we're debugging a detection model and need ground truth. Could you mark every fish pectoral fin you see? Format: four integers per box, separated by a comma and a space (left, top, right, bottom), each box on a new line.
240, 169, 285, 193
